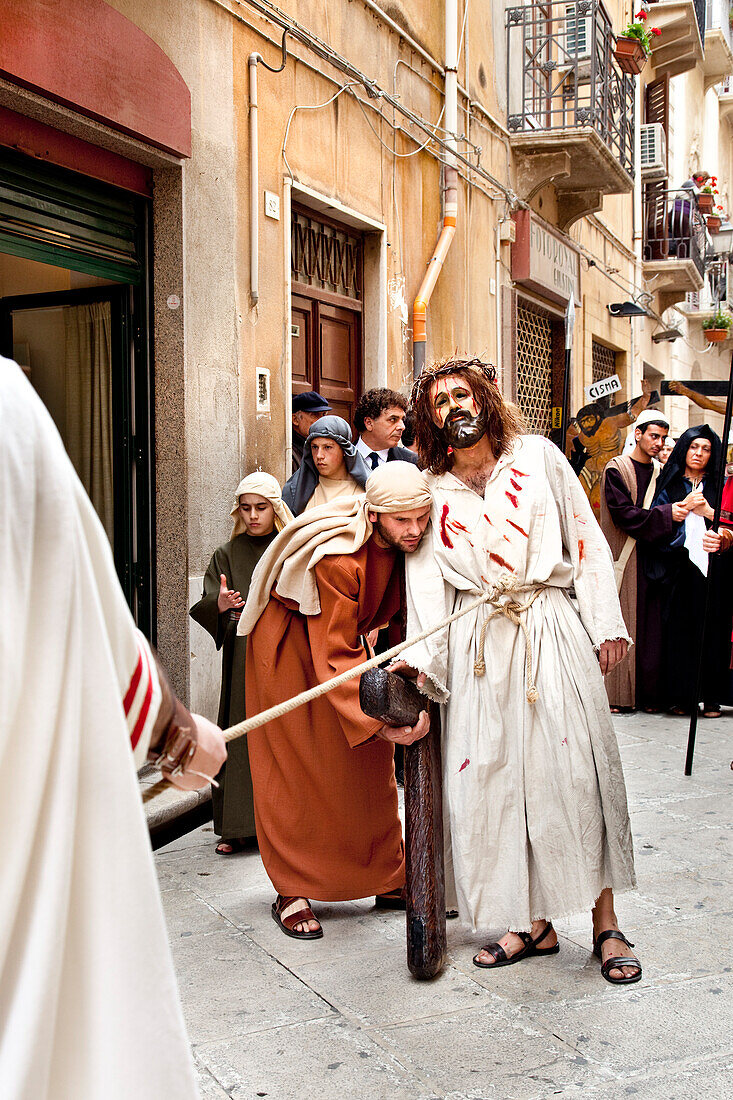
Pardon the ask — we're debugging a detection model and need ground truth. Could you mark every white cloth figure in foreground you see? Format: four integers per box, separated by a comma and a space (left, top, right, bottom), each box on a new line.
0, 357, 225, 1098
397, 359, 641, 985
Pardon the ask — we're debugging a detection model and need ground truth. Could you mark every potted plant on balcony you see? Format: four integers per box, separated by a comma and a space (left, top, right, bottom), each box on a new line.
707, 206, 725, 233
614, 11, 661, 74
702, 309, 733, 342
698, 179, 718, 213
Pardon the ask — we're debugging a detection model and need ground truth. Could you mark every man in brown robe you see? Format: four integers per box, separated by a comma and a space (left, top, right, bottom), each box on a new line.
600, 410, 682, 710
239, 463, 432, 938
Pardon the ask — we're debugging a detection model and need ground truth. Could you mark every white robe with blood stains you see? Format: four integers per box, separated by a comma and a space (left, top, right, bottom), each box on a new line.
403, 435, 636, 932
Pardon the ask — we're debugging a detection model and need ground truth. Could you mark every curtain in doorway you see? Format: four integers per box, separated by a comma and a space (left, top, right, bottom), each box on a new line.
64, 302, 114, 542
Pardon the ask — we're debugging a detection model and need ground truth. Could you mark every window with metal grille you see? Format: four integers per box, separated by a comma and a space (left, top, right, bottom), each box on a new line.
591, 340, 616, 383
291, 208, 362, 300
516, 302, 553, 435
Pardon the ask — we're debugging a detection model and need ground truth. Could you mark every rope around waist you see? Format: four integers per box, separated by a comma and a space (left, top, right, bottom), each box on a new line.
472, 583, 546, 703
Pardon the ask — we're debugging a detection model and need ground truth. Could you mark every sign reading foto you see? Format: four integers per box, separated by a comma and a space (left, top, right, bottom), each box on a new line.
511, 210, 581, 306
586, 374, 622, 401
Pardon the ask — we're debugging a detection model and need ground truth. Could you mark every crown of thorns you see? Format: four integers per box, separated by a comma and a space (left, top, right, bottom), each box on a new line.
410, 359, 498, 405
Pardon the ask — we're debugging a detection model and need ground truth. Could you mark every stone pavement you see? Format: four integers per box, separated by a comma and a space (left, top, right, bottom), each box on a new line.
154, 712, 733, 1100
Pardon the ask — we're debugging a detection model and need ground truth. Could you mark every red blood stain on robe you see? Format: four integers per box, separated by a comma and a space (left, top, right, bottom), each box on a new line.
440, 503, 454, 548
489, 552, 514, 571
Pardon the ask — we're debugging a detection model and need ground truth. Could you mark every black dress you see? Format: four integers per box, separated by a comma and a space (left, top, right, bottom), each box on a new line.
648, 426, 733, 711
190, 531, 276, 839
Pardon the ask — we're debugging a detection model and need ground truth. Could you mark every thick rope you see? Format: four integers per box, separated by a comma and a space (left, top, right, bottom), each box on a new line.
473, 582, 546, 704
143, 575, 544, 804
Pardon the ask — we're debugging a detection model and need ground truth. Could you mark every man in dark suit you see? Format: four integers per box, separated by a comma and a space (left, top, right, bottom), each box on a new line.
354, 388, 419, 469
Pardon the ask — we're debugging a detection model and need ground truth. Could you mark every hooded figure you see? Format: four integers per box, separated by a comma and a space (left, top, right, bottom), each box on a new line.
282, 414, 371, 515
241, 463, 432, 937
648, 425, 733, 713
190, 473, 293, 848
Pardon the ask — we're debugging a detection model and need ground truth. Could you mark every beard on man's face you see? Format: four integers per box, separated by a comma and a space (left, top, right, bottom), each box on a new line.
442, 406, 488, 449
374, 516, 425, 554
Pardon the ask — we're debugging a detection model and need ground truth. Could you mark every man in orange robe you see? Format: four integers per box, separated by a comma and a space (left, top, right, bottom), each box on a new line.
240, 463, 432, 939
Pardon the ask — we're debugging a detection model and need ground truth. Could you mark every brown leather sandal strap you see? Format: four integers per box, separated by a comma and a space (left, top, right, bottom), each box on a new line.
276, 897, 319, 931
601, 955, 642, 980
281, 908, 316, 930
477, 941, 507, 963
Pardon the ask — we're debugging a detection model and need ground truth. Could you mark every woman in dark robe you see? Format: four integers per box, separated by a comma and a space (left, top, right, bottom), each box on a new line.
648, 426, 733, 716
190, 473, 293, 852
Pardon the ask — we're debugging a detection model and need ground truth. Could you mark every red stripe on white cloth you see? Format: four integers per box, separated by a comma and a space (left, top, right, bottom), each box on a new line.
123, 651, 144, 717
124, 634, 162, 765
130, 644, 154, 750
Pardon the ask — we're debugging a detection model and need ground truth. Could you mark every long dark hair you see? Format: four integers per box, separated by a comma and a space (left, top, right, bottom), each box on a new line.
410, 358, 524, 475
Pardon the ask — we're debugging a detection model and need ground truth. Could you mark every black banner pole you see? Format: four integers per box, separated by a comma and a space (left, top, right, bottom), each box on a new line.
684, 348, 733, 775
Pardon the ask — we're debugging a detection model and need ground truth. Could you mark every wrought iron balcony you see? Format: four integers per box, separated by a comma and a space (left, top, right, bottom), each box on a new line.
506, 0, 634, 230
642, 187, 706, 309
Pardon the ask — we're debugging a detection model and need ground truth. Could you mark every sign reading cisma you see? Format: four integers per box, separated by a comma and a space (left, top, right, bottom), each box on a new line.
586, 374, 622, 401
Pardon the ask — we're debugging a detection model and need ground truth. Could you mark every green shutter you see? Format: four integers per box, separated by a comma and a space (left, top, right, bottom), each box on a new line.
0, 149, 144, 284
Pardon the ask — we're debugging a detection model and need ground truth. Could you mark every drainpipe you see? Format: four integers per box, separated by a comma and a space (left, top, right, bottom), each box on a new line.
249, 53, 260, 305
413, 0, 459, 377
495, 217, 504, 380
248, 32, 289, 306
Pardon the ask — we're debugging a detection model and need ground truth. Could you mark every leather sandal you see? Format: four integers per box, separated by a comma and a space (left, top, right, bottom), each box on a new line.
473, 921, 559, 969
271, 895, 323, 940
593, 929, 642, 985
215, 838, 248, 855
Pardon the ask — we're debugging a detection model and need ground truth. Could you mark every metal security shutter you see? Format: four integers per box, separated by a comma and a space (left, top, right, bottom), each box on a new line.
516, 301, 553, 435
0, 148, 144, 284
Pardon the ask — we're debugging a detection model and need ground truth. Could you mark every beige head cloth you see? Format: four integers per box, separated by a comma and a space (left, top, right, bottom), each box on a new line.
230, 472, 293, 536
238, 461, 431, 633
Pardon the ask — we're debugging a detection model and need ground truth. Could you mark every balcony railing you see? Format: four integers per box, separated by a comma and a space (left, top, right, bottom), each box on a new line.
643, 188, 707, 277
506, 0, 634, 176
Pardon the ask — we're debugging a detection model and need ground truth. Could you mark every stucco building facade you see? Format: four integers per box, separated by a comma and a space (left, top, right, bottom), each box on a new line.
0, 0, 728, 715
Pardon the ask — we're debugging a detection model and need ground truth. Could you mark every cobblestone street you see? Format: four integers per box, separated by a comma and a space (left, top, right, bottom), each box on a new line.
155, 712, 732, 1100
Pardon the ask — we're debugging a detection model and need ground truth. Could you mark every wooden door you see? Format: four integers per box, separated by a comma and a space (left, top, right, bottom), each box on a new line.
291, 290, 361, 428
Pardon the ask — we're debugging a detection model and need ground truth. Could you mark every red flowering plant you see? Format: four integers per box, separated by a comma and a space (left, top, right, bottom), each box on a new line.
621, 11, 662, 53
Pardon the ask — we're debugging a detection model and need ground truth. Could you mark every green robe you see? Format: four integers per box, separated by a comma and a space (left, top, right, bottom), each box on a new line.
189, 531, 276, 839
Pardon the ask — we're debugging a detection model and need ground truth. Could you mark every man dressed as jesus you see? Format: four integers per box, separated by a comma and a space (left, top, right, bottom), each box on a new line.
395, 359, 641, 985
